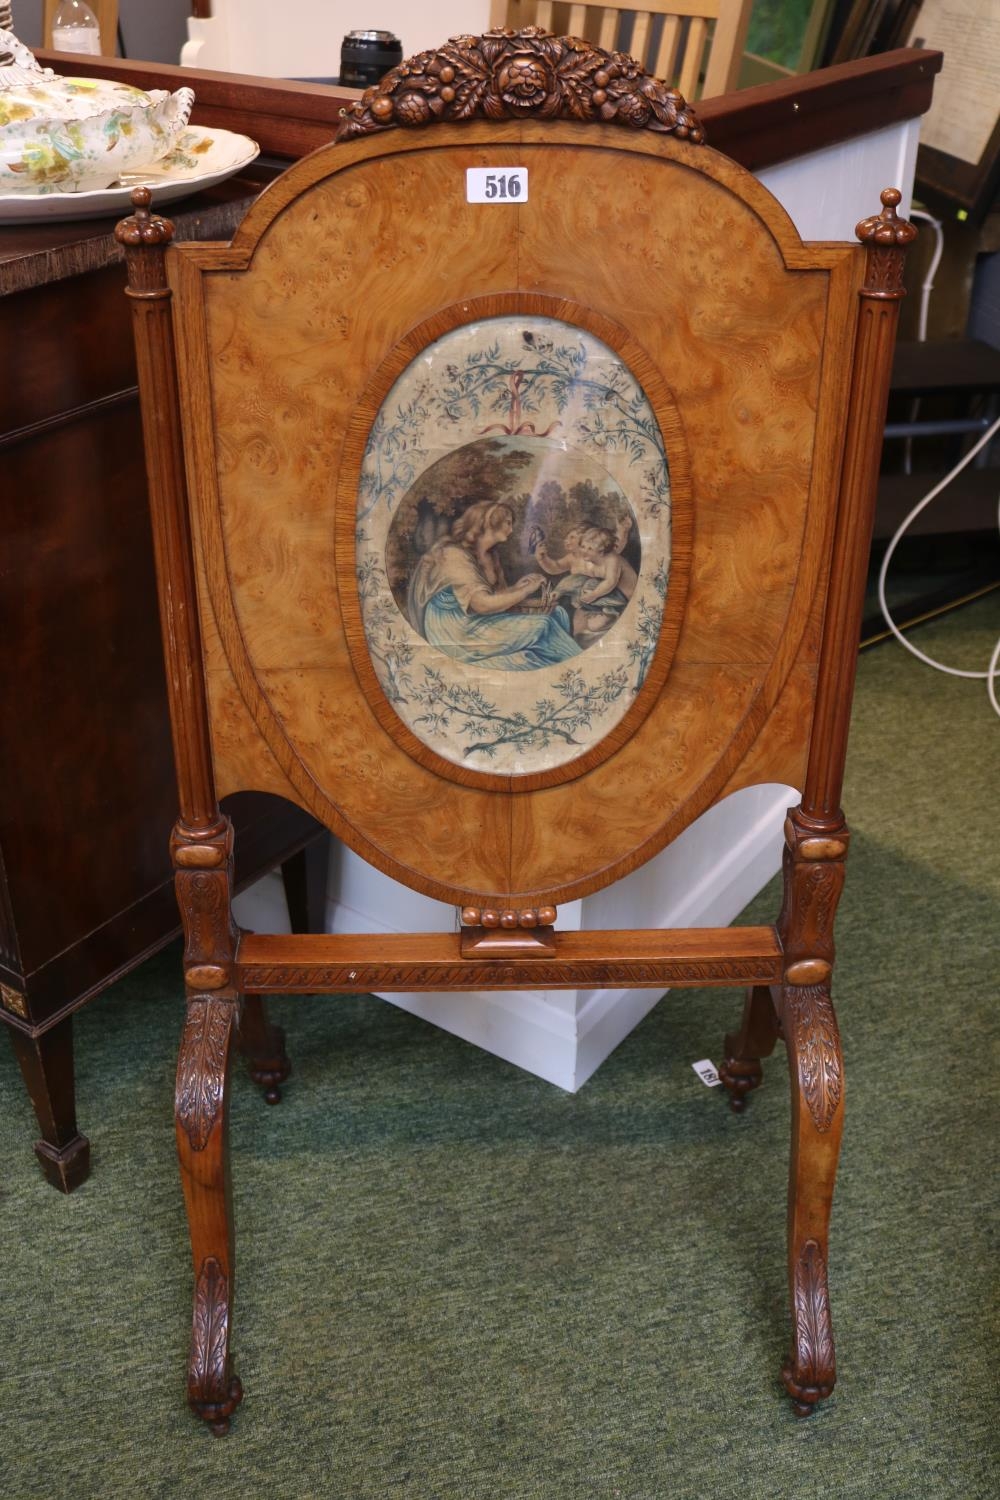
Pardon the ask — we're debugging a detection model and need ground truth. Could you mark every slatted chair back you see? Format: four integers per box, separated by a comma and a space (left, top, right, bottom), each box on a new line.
489, 0, 752, 97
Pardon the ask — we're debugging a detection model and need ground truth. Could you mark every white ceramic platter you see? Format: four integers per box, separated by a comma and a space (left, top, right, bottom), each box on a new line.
0, 127, 260, 223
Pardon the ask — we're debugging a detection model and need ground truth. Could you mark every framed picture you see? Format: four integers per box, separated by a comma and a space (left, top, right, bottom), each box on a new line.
907, 0, 1000, 220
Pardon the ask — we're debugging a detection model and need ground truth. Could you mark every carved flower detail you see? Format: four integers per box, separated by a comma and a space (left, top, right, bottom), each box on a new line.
336, 27, 705, 145
495, 52, 553, 111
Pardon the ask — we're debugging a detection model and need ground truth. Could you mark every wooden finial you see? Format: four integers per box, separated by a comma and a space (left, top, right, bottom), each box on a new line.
855, 187, 918, 248
337, 27, 704, 144
855, 186, 917, 299
114, 185, 175, 249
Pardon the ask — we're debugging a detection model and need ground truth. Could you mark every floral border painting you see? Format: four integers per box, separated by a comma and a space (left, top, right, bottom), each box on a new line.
356, 315, 671, 775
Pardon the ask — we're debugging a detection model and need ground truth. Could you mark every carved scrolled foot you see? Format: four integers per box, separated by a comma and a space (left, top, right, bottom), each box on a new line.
188, 1256, 243, 1436
780, 981, 844, 1415
719, 985, 779, 1114
239, 995, 291, 1104
781, 1239, 836, 1415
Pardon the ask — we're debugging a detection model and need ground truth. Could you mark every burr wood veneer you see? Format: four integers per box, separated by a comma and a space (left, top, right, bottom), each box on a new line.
117, 27, 915, 1432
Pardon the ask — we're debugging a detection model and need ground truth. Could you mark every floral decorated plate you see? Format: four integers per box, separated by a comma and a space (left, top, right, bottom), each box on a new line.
0, 127, 260, 222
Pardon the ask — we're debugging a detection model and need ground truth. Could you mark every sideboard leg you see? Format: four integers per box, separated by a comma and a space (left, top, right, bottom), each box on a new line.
238, 995, 290, 1104
8, 1016, 91, 1192
235, 835, 327, 1104
719, 984, 780, 1113
176, 993, 243, 1435
779, 982, 844, 1416
280, 835, 329, 936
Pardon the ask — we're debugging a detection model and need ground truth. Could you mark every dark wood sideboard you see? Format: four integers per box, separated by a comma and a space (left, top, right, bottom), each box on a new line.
0, 45, 941, 1191
0, 171, 329, 1191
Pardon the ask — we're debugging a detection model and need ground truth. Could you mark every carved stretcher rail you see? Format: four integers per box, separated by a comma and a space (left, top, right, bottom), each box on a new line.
236, 927, 783, 993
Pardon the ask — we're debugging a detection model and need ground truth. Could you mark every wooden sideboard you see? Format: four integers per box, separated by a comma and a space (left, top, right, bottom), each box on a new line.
0, 170, 329, 1190
0, 44, 941, 1190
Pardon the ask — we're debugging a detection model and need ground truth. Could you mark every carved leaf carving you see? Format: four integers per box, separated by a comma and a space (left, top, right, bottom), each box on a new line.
189, 1257, 230, 1403
804, 863, 837, 946
784, 984, 842, 1133
791, 1239, 836, 1388
337, 27, 704, 144
176, 998, 235, 1151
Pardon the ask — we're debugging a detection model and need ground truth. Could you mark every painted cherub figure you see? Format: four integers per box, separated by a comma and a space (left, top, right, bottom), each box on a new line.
530, 521, 636, 638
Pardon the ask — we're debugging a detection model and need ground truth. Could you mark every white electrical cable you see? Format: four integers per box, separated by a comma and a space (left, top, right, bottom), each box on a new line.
877, 410, 1000, 719
904, 209, 945, 477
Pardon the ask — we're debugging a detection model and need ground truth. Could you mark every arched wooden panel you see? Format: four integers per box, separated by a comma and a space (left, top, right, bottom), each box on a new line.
168, 122, 862, 907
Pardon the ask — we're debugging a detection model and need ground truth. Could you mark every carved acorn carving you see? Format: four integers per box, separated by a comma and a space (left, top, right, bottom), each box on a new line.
337, 27, 704, 144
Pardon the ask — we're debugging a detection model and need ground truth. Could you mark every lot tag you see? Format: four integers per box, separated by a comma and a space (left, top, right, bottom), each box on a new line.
692, 1059, 721, 1087
466, 167, 529, 203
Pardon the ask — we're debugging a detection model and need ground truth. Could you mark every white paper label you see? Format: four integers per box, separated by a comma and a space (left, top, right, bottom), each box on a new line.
51, 26, 101, 54
692, 1059, 721, 1087
466, 168, 529, 203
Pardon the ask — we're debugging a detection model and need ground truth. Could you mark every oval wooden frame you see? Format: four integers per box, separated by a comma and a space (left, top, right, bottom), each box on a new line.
335, 291, 693, 792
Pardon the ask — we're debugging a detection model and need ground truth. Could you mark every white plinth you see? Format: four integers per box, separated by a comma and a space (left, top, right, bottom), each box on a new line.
235, 782, 795, 1091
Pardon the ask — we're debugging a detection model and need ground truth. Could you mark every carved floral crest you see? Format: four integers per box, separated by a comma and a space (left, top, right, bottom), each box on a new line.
337, 27, 705, 143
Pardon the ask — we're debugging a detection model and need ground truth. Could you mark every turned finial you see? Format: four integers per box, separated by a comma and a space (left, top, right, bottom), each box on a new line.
855, 187, 917, 298
115, 185, 175, 248
855, 187, 918, 248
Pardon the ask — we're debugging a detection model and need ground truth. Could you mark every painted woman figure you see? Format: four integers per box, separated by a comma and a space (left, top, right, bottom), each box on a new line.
406, 500, 581, 669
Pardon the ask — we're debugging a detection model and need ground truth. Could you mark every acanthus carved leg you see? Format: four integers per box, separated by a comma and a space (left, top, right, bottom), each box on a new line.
238, 995, 290, 1104
719, 984, 780, 1113
780, 982, 844, 1415
176, 992, 243, 1435
776, 808, 848, 1415
172, 818, 243, 1433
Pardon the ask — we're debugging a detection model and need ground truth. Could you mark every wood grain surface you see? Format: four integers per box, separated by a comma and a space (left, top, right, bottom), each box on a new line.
165, 122, 864, 907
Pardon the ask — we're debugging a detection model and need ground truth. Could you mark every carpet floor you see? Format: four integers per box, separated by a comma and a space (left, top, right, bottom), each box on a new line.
1, 596, 997, 1498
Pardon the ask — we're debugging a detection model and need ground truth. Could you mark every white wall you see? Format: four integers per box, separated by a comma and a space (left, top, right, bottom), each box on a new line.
182, 1, 493, 77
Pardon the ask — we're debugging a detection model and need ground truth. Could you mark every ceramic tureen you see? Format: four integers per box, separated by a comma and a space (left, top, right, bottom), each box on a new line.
0, 27, 194, 192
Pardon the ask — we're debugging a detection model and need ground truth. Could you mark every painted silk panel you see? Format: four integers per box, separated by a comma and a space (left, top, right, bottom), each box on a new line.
356, 315, 671, 775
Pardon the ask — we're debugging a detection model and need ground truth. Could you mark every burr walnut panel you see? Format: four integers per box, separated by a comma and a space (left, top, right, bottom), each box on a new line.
169, 123, 862, 905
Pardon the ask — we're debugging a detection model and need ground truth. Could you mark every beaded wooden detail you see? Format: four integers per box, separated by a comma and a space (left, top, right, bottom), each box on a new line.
856, 187, 917, 300
336, 27, 704, 144
460, 904, 557, 929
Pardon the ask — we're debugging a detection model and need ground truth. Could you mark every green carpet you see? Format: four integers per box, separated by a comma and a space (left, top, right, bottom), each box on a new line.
2, 597, 998, 1498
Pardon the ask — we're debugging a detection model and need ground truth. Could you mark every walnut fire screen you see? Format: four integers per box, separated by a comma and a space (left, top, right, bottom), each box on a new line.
118, 26, 914, 1435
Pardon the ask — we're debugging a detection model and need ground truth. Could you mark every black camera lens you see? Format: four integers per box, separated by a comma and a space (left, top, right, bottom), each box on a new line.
340, 30, 403, 88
